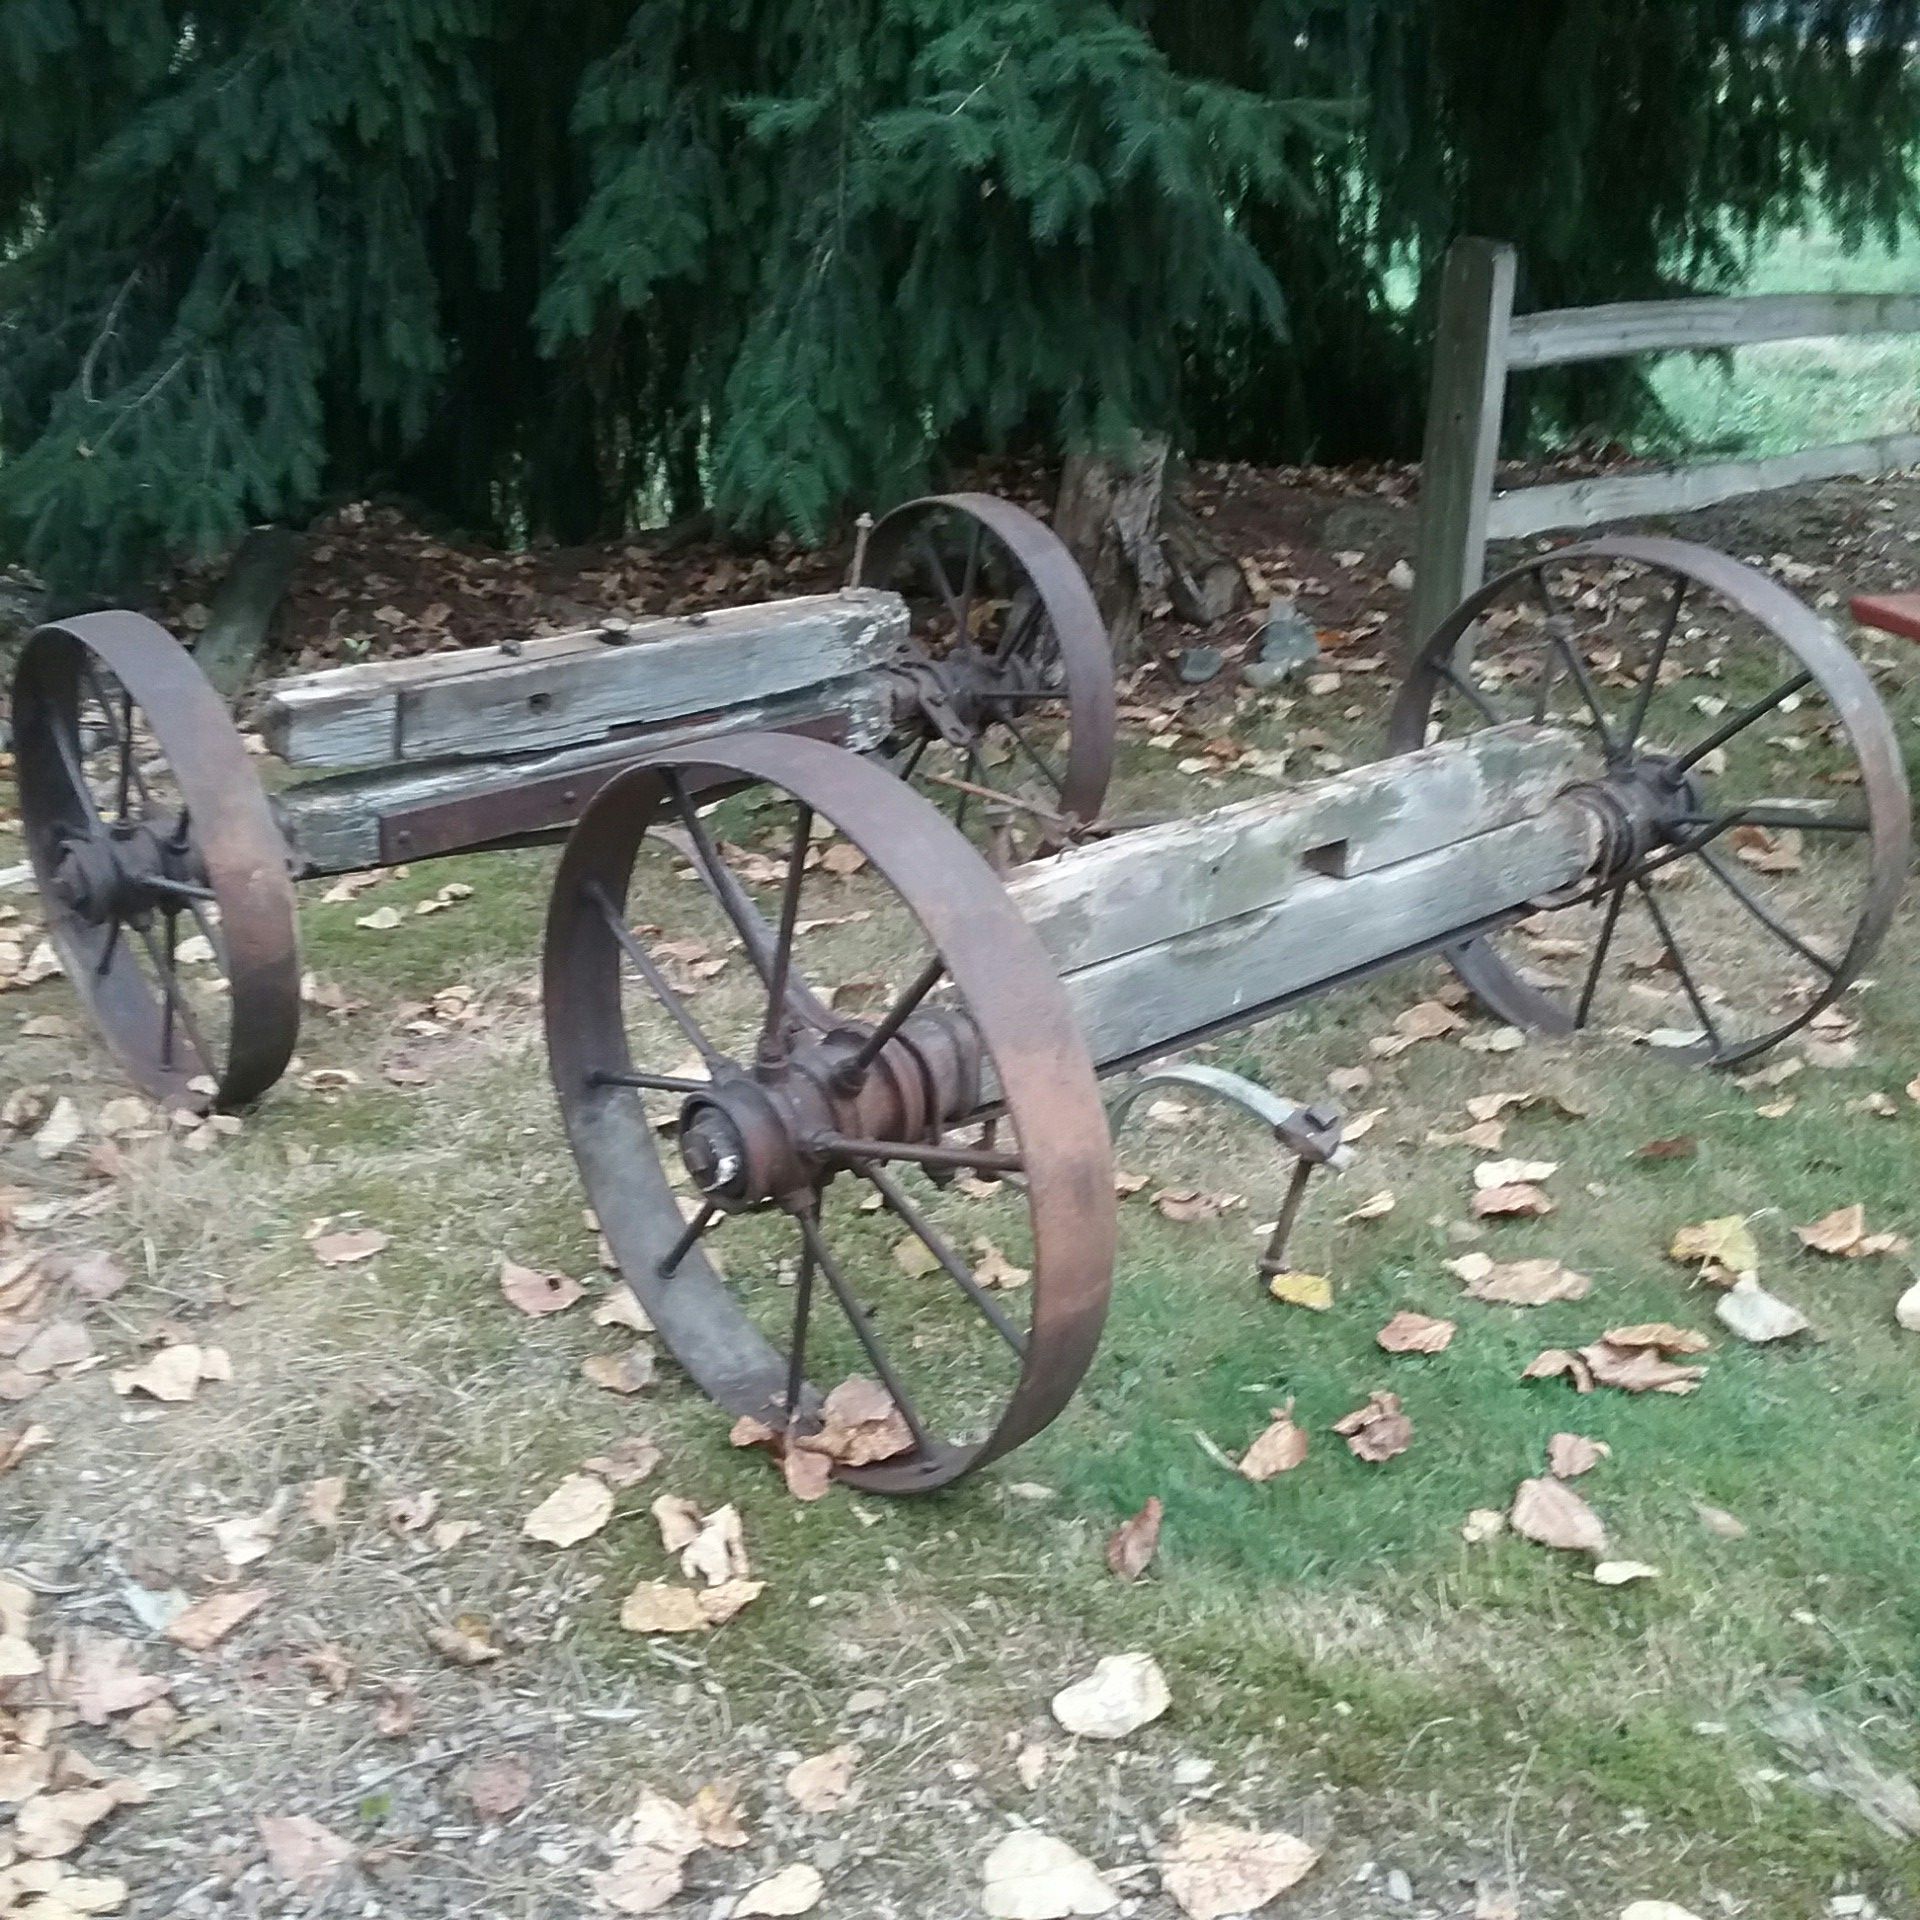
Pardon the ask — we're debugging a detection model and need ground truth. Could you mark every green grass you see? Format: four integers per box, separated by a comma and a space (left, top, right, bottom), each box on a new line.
1645, 221, 1920, 461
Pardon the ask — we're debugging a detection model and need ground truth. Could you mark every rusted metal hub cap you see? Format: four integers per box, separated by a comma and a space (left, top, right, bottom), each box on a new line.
47, 820, 206, 926
1565, 756, 1707, 880
676, 1011, 984, 1209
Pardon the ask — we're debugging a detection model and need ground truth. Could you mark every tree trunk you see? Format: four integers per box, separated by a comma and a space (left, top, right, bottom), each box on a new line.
194, 527, 305, 697
1054, 436, 1247, 664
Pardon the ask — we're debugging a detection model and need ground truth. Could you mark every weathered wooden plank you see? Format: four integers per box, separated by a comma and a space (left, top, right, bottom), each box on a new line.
261, 590, 908, 769
1410, 239, 1518, 647
1486, 432, 1920, 542
278, 673, 895, 875
1051, 807, 1597, 1074
1507, 291, 1920, 371
1007, 723, 1581, 979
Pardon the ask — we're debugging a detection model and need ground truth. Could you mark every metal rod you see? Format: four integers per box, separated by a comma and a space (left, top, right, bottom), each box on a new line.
1693, 846, 1841, 977
859, 1162, 1027, 1358
783, 1227, 817, 1428
1622, 574, 1687, 754
657, 1201, 719, 1279
1672, 669, 1814, 772
1439, 661, 1504, 725
802, 1131, 1025, 1175
1573, 882, 1629, 1027
846, 954, 946, 1078
1257, 1159, 1316, 1278
135, 918, 213, 1074
584, 880, 726, 1069
755, 802, 814, 1065
586, 1070, 709, 1094
795, 1209, 933, 1455
1632, 876, 1724, 1056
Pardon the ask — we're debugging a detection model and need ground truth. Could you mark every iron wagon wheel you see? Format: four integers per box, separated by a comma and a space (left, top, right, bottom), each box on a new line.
12, 613, 301, 1110
1389, 537, 1910, 1068
858, 492, 1116, 859
544, 732, 1116, 1493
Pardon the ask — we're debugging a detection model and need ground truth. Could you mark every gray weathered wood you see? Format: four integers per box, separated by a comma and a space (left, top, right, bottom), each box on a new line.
1008, 723, 1582, 979
1486, 432, 1920, 542
1410, 239, 1518, 649
1507, 291, 1920, 370
277, 674, 896, 875
261, 590, 908, 770
1047, 807, 1596, 1074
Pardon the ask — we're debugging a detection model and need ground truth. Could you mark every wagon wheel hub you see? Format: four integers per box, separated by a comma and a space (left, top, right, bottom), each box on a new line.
1566, 754, 1708, 884
48, 818, 202, 927
675, 1011, 985, 1210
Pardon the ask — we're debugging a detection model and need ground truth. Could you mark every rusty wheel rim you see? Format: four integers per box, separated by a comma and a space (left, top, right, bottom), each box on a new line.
13, 613, 301, 1110
1389, 537, 1911, 1067
544, 732, 1116, 1492
860, 492, 1116, 858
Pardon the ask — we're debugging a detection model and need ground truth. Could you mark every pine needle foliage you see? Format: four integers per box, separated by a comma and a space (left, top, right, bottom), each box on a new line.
1, 0, 1915, 593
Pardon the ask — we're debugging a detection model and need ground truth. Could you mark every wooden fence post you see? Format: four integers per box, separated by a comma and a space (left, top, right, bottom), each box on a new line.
1410, 239, 1518, 649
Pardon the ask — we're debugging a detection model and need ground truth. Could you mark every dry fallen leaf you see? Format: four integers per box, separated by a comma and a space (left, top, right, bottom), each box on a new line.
1472, 1182, 1556, 1219
499, 1259, 584, 1316
0, 1421, 52, 1477
54, 1634, 171, 1724
892, 1234, 941, 1279
583, 1348, 657, 1395
1370, 999, 1463, 1057
466, 1754, 533, 1821
1510, 1476, 1606, 1553
1376, 1310, 1455, 1354
690, 1780, 750, 1849
1331, 1391, 1412, 1463
310, 1227, 388, 1266
426, 1618, 503, 1666
1474, 1157, 1558, 1190
1668, 1215, 1758, 1283
1238, 1403, 1310, 1481
589, 1790, 704, 1914
1158, 1819, 1320, 1920
1461, 1508, 1506, 1544
973, 1238, 1031, 1290
1796, 1204, 1905, 1258
1603, 1322, 1711, 1356
1265, 1269, 1333, 1311
735, 1862, 826, 1917
167, 1586, 270, 1651
784, 1745, 858, 1814
801, 1376, 914, 1467
1104, 1497, 1162, 1581
980, 1831, 1119, 1919
1050, 1652, 1171, 1740
618, 1578, 763, 1635
1448, 1254, 1591, 1307
1153, 1189, 1242, 1224
522, 1473, 615, 1547
303, 1475, 347, 1529
258, 1812, 355, 1892
16, 1782, 145, 1860
1580, 1341, 1704, 1395
109, 1343, 225, 1403
1594, 1560, 1660, 1586
1547, 1433, 1609, 1479
582, 1436, 662, 1487
1715, 1276, 1811, 1344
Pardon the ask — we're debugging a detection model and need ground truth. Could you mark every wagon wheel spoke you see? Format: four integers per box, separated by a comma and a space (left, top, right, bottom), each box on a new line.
1691, 845, 1841, 978
656, 1200, 721, 1279
783, 1224, 818, 1428
793, 1205, 934, 1456
753, 801, 816, 1064
1621, 573, 1688, 754
663, 774, 826, 1027
1572, 880, 1630, 1028
858, 1161, 1028, 1358
1631, 875, 1724, 1057
803, 1131, 1025, 1177
914, 531, 968, 640
995, 590, 1047, 664
81, 666, 157, 816
1672, 670, 1815, 773
1002, 718, 1067, 797
847, 954, 946, 1078
1676, 803, 1869, 836
1528, 569, 1621, 758
1439, 660, 1505, 727
134, 914, 214, 1076
585, 880, 727, 1070
955, 518, 984, 649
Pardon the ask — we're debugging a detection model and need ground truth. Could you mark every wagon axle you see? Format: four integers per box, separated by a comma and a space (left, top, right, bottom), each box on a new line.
44, 814, 209, 929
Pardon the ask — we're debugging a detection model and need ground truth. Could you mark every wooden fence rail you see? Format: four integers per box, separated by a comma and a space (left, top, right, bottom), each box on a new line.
1410, 238, 1920, 643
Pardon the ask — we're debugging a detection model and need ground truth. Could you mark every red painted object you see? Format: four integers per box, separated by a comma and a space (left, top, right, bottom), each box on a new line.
1852, 593, 1920, 643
